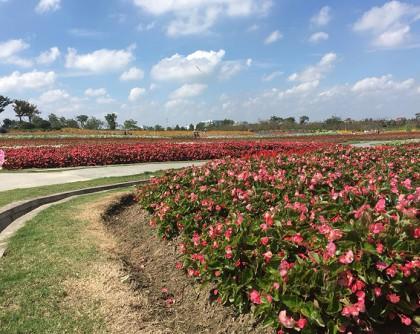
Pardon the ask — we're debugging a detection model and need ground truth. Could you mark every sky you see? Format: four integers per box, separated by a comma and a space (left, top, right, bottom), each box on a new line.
0, 0, 420, 126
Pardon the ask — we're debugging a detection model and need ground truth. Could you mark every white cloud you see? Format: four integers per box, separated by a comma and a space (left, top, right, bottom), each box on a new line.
85, 88, 107, 97
352, 75, 415, 93
35, 0, 61, 14
264, 30, 282, 44
311, 6, 331, 26
309, 32, 329, 44
165, 98, 191, 109
137, 22, 156, 32
353, 1, 420, 48
37, 47, 60, 65
0, 39, 33, 67
65, 46, 135, 73
0, 39, 28, 58
262, 70, 283, 82
120, 67, 144, 81
132, 0, 272, 36
219, 59, 251, 80
247, 24, 259, 32
289, 52, 337, 83
151, 49, 225, 82
38, 89, 70, 103
170, 83, 207, 99
0, 70, 56, 92
279, 80, 320, 98
128, 87, 146, 102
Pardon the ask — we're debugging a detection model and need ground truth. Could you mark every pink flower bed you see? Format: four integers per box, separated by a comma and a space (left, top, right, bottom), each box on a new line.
138, 145, 419, 333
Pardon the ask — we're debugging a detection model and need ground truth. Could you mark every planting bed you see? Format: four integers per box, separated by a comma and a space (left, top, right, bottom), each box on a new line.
1, 141, 327, 169
136, 144, 419, 333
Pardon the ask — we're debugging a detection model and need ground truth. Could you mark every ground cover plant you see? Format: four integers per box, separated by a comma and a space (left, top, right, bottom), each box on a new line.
0, 130, 418, 148
0, 141, 327, 169
137, 144, 420, 333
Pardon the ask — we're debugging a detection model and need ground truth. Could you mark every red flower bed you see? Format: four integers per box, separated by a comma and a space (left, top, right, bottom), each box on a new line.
138, 145, 419, 333
1, 141, 328, 169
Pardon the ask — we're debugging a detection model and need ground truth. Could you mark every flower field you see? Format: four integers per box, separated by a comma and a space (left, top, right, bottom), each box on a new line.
0, 141, 328, 169
137, 145, 419, 333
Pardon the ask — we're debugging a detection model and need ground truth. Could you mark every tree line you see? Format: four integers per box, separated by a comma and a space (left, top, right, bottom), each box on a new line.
1, 95, 419, 133
0, 95, 141, 132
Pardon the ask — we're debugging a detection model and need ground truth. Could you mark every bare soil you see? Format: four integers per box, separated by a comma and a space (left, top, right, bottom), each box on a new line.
102, 195, 272, 334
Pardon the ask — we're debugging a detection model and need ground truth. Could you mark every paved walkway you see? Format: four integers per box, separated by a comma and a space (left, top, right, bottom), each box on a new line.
0, 161, 207, 191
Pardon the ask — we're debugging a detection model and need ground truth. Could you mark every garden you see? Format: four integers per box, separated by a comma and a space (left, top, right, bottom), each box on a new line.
135, 144, 419, 333
0, 141, 328, 169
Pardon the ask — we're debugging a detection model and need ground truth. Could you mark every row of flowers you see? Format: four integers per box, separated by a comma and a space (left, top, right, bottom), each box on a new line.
137, 145, 419, 333
1, 131, 418, 148
0, 142, 327, 169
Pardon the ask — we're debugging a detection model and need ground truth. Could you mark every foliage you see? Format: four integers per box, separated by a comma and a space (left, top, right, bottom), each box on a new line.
13, 100, 39, 123
123, 119, 138, 130
85, 117, 104, 130
0, 95, 12, 114
105, 113, 118, 130
137, 145, 420, 333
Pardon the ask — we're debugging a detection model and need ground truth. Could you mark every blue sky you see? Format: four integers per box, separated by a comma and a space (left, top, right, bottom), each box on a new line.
0, 0, 420, 126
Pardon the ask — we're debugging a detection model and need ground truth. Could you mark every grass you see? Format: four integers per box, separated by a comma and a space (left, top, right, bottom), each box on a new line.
0, 190, 128, 334
0, 172, 159, 208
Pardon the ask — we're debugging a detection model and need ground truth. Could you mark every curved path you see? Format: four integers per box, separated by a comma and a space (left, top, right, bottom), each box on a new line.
0, 161, 207, 191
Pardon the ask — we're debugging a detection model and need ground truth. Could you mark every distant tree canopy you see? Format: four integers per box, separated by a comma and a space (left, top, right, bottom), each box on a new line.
123, 119, 138, 130
85, 117, 104, 130
76, 115, 89, 128
105, 113, 118, 130
13, 100, 40, 123
0, 95, 12, 114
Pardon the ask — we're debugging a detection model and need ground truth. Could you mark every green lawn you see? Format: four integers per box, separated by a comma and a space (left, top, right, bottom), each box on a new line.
0, 172, 158, 208
0, 190, 128, 334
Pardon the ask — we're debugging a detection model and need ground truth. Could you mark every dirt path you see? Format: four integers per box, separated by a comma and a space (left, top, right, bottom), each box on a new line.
65, 193, 271, 334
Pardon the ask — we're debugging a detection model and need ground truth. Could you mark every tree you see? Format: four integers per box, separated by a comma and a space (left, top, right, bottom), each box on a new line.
32, 116, 51, 130
48, 113, 62, 129
85, 117, 104, 130
76, 115, 89, 128
2, 118, 13, 129
284, 117, 296, 124
13, 100, 39, 123
299, 115, 309, 125
0, 95, 12, 114
189, 124, 194, 131
123, 119, 138, 130
105, 113, 118, 130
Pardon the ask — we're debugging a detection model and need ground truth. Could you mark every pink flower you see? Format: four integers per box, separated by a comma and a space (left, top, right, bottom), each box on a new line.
0, 149, 4, 167
325, 241, 336, 259
263, 251, 273, 263
402, 178, 412, 190
387, 293, 400, 304
376, 243, 384, 254
296, 317, 307, 329
369, 223, 385, 234
225, 246, 233, 259
374, 287, 382, 297
339, 250, 354, 264
374, 198, 386, 213
261, 237, 270, 246
291, 233, 304, 245
249, 290, 262, 304
264, 212, 274, 226
399, 314, 412, 326
278, 310, 295, 328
